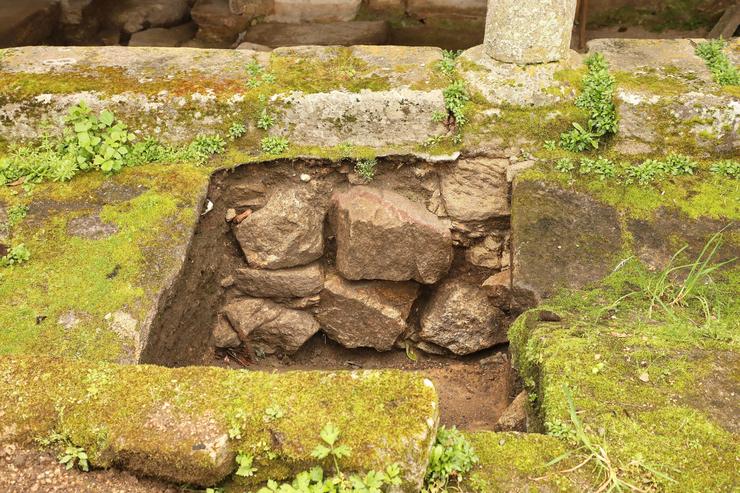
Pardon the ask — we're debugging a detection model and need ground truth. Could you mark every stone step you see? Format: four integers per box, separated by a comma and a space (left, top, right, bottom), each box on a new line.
0, 0, 60, 48
244, 20, 390, 47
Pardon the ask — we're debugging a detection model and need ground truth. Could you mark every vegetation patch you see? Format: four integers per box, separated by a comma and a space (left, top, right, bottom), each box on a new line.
695, 38, 740, 86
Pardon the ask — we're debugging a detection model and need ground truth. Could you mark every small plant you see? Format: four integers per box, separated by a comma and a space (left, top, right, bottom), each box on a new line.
188, 135, 226, 164
246, 61, 276, 88
263, 405, 285, 422
421, 135, 445, 149
695, 38, 740, 86
354, 158, 377, 181
7, 204, 28, 227
578, 157, 617, 180
661, 153, 697, 176
554, 157, 576, 173
59, 445, 89, 472
623, 159, 664, 185
235, 451, 257, 478
228, 122, 247, 140
710, 159, 739, 178
442, 80, 469, 128
423, 426, 478, 492
0, 244, 30, 267
311, 423, 352, 472
431, 110, 447, 123
257, 108, 276, 130
261, 136, 289, 155
437, 50, 461, 77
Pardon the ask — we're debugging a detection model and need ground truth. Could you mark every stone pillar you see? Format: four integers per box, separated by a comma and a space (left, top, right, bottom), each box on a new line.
483, 0, 578, 64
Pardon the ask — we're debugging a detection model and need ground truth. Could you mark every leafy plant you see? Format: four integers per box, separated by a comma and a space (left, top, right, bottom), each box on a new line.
709, 159, 739, 178
264, 405, 285, 422
578, 157, 617, 180
261, 136, 289, 155
431, 110, 447, 123
554, 157, 576, 173
423, 426, 478, 492
311, 423, 352, 473
236, 451, 257, 478
257, 109, 276, 130
695, 38, 740, 86
59, 445, 89, 472
436, 50, 461, 77
246, 61, 276, 88
228, 122, 247, 140
187, 135, 226, 164
354, 158, 377, 181
442, 80, 470, 128
7, 204, 28, 227
0, 244, 30, 267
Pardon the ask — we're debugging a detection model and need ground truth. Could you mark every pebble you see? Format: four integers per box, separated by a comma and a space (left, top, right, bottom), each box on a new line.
300, 173, 311, 182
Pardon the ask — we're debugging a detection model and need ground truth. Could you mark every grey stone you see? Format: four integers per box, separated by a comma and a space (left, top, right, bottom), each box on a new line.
245, 21, 389, 48
211, 315, 241, 348
232, 261, 324, 298
316, 271, 419, 351
235, 188, 326, 270
270, 0, 362, 23
0, 0, 60, 47
465, 235, 504, 269
441, 157, 510, 224
236, 41, 273, 52
222, 298, 320, 354
105, 0, 190, 34
67, 214, 119, 239
419, 278, 507, 355
331, 186, 453, 284
129, 23, 198, 47
483, 0, 577, 64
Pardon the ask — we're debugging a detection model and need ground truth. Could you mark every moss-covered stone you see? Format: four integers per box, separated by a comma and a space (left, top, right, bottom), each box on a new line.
0, 356, 438, 489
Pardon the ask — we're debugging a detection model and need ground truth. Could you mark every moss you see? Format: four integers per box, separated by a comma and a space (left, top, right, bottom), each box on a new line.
0, 164, 209, 362
0, 356, 437, 489
613, 70, 693, 97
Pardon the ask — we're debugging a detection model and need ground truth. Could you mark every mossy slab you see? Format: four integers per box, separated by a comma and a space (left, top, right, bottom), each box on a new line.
0, 356, 438, 490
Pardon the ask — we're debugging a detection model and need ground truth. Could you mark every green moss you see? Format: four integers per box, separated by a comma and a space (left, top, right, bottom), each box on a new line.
614, 70, 693, 97
0, 164, 209, 362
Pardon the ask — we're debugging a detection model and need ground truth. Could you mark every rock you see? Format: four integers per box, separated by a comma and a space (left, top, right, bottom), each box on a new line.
232, 262, 324, 298
331, 186, 453, 284
244, 21, 389, 48
236, 41, 273, 51
273, 87, 445, 148
367, 0, 404, 11
483, 0, 577, 64
0, 0, 60, 47
128, 23, 198, 47
441, 157, 510, 224
66, 214, 119, 239
482, 270, 511, 308
466, 235, 505, 269
419, 278, 507, 355
537, 310, 562, 322
228, 0, 272, 16
316, 271, 419, 351
211, 315, 241, 348
270, 0, 362, 23
0, 203, 7, 243
495, 391, 527, 432
59, 0, 100, 44
407, 0, 486, 17
507, 160, 536, 183
709, 5, 740, 39
192, 0, 265, 43
235, 188, 326, 270
222, 298, 320, 355
105, 0, 190, 34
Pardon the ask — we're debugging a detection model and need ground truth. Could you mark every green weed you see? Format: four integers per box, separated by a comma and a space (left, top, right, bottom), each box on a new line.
424, 426, 478, 492
695, 39, 740, 86
59, 445, 89, 472
354, 158, 377, 181
261, 136, 289, 155
0, 244, 30, 267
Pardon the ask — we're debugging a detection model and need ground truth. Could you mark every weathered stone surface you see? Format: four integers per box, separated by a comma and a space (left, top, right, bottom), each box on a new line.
709, 5, 740, 39
466, 235, 505, 269
270, 0, 361, 23
0, 0, 60, 47
441, 157, 510, 223
367, 0, 404, 11
316, 271, 419, 351
232, 261, 324, 298
60, 0, 100, 44
273, 87, 446, 148
67, 213, 119, 239
511, 179, 622, 302
483, 0, 577, 64
192, 0, 263, 43
105, 0, 190, 34
236, 41, 273, 51
228, 0, 273, 16
222, 298, 320, 354
407, 0, 486, 16
495, 391, 528, 432
0, 203, 8, 243
331, 186, 453, 284
236, 188, 325, 270
129, 23, 198, 47
482, 270, 511, 308
211, 314, 241, 348
419, 278, 507, 355
245, 20, 389, 47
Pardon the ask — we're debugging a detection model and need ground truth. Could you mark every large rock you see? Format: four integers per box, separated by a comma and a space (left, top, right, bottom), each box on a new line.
316, 271, 419, 351
245, 20, 389, 47
193, 0, 266, 43
270, 0, 361, 23
236, 188, 326, 270
441, 157, 510, 224
483, 0, 577, 64
495, 391, 528, 432
232, 261, 324, 298
222, 298, 320, 355
128, 23, 197, 47
331, 186, 453, 284
419, 278, 507, 355
0, 0, 60, 47
59, 0, 100, 44
105, 0, 190, 34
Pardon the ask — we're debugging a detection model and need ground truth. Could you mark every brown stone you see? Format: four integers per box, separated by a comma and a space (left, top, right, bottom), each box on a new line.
211, 315, 241, 348
105, 0, 190, 34
232, 262, 324, 298
316, 271, 419, 351
128, 23, 198, 47
244, 21, 389, 48
331, 186, 452, 284
419, 278, 507, 355
482, 270, 511, 308
236, 187, 326, 270
441, 157, 510, 224
192, 0, 265, 43
222, 298, 320, 354
0, 0, 60, 47
271, 0, 361, 23
495, 391, 528, 432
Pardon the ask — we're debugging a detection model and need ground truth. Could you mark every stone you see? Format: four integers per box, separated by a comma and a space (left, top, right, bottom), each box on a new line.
419, 278, 507, 355
222, 298, 320, 355
483, 0, 577, 64
59, 0, 100, 44
407, 0, 486, 17
236, 41, 273, 51
441, 157, 510, 223
211, 315, 241, 348
0, 0, 60, 47
228, 0, 273, 16
232, 262, 324, 298
507, 160, 536, 183
331, 186, 453, 284
270, 0, 362, 23
192, 0, 265, 43
482, 270, 511, 308
316, 271, 419, 351
244, 21, 389, 48
465, 235, 504, 269
495, 391, 527, 432
235, 188, 326, 270
67, 214, 119, 240
128, 23, 198, 47
709, 5, 740, 39
105, 0, 190, 34
367, 0, 404, 11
